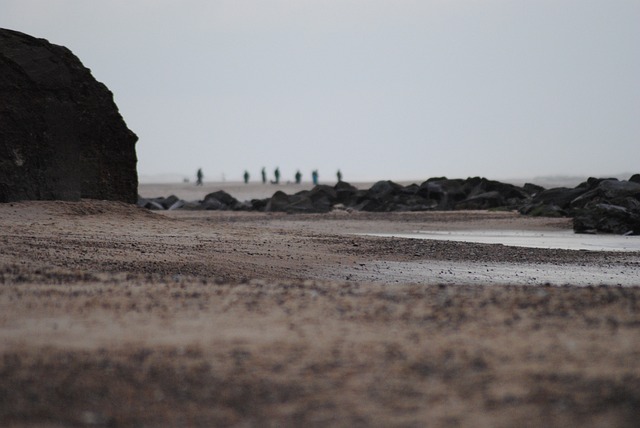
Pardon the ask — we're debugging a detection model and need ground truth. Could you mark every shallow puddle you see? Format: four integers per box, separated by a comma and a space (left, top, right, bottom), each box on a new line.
365, 230, 640, 252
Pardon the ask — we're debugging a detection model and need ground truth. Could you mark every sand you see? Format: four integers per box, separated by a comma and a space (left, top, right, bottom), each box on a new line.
1, 183, 640, 427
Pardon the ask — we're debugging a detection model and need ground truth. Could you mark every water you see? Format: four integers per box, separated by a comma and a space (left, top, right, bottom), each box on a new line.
365, 230, 640, 252
328, 259, 639, 286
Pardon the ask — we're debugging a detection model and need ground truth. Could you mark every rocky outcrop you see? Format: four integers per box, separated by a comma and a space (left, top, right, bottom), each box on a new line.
573, 203, 640, 235
571, 179, 640, 235
140, 177, 539, 214
141, 175, 640, 235
0, 29, 138, 203
516, 177, 640, 234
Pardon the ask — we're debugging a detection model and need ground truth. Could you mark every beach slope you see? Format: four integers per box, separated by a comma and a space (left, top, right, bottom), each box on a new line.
1, 199, 639, 427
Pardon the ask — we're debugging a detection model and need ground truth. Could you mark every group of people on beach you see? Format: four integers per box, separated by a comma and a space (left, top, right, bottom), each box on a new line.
195, 168, 343, 186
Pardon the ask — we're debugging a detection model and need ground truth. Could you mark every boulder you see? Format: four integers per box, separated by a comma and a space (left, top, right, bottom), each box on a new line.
162, 195, 181, 209
201, 198, 227, 211
418, 178, 467, 209
0, 29, 138, 203
573, 204, 640, 235
455, 191, 505, 210
350, 180, 403, 212
394, 195, 436, 211
522, 183, 545, 196
570, 179, 640, 209
366, 180, 404, 199
285, 193, 316, 212
306, 185, 337, 212
265, 191, 290, 212
250, 198, 269, 211
167, 200, 186, 210
530, 187, 586, 210
262, 185, 337, 213
137, 195, 183, 210
179, 201, 205, 210
467, 177, 530, 201
352, 198, 386, 212
203, 190, 239, 210
519, 203, 566, 218
417, 181, 446, 204
138, 198, 166, 210
334, 181, 359, 205
308, 185, 338, 203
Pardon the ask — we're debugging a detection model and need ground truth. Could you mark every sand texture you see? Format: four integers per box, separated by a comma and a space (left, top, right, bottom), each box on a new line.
1, 193, 640, 427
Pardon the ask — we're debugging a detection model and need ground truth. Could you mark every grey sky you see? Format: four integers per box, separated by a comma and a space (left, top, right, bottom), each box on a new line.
2, 0, 639, 183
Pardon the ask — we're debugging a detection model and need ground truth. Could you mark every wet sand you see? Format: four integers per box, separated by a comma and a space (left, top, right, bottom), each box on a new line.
1, 188, 640, 427
367, 230, 640, 252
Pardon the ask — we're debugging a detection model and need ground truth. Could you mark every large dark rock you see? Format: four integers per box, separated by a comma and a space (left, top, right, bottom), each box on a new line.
418, 178, 467, 209
569, 178, 640, 234
0, 29, 137, 203
574, 204, 640, 235
262, 185, 338, 213
519, 203, 566, 218
265, 191, 290, 212
519, 186, 581, 218
455, 191, 505, 210
464, 177, 523, 199
305, 185, 337, 212
522, 182, 545, 196
530, 186, 587, 209
570, 179, 640, 209
203, 190, 241, 210
366, 180, 404, 199
334, 180, 360, 205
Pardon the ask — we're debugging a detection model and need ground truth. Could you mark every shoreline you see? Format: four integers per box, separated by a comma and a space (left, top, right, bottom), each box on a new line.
136, 175, 602, 203
1, 200, 639, 427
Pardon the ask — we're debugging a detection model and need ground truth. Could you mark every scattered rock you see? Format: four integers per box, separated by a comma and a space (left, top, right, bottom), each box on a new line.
139, 175, 640, 235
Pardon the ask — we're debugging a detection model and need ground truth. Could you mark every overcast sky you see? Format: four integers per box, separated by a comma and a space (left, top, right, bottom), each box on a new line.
2, 1, 639, 183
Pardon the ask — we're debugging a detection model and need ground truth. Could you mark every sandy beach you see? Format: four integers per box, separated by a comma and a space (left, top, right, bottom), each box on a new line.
2, 182, 640, 427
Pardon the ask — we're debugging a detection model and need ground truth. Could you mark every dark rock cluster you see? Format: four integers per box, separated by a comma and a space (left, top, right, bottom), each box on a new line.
0, 29, 138, 203
140, 175, 640, 235
519, 176, 640, 234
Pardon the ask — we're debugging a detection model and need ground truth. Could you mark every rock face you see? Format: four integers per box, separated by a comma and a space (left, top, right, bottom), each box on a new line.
0, 29, 138, 203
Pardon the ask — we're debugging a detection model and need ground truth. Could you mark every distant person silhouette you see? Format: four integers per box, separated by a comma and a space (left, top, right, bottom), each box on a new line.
295, 170, 302, 184
261, 167, 267, 184
312, 170, 318, 185
196, 168, 203, 186
243, 170, 250, 184
273, 167, 280, 184
337, 169, 342, 183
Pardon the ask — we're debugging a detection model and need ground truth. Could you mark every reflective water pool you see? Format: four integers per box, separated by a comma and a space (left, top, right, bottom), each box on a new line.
365, 230, 640, 252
